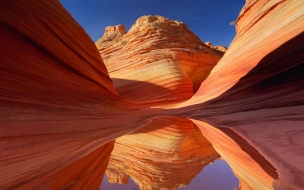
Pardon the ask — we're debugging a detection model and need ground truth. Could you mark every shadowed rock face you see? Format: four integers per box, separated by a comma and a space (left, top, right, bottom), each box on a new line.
106, 117, 219, 190
178, 0, 304, 107
96, 15, 224, 105
1, 0, 304, 189
0, 1, 149, 189
173, 0, 304, 188
192, 120, 278, 190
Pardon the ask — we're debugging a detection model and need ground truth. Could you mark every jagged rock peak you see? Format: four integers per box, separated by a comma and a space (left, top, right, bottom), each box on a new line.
129, 15, 188, 31
99, 24, 127, 42
205, 42, 227, 52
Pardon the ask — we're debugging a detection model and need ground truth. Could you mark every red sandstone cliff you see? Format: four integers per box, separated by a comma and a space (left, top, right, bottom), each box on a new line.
0, 0, 304, 189
0, 1, 148, 189
177, 0, 304, 107
96, 15, 224, 105
174, 0, 304, 189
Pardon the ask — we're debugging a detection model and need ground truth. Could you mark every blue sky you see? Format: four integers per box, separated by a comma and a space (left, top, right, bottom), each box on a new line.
60, 0, 244, 47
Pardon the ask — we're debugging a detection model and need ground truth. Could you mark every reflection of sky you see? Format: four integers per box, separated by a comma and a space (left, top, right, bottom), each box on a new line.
180, 160, 239, 190
100, 160, 238, 190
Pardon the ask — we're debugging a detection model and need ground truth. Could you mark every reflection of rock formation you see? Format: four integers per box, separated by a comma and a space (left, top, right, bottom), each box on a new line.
96, 15, 224, 104
1, 0, 304, 189
174, 0, 304, 188
20, 141, 115, 190
106, 117, 219, 190
0, 1, 149, 189
192, 120, 278, 190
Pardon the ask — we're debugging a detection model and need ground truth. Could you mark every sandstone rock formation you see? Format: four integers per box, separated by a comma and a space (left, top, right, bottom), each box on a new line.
105, 117, 219, 190
0, 1, 150, 189
1, 0, 304, 189
204, 42, 227, 52
192, 120, 278, 190
174, 0, 304, 188
178, 0, 304, 107
96, 16, 224, 104
100, 25, 127, 42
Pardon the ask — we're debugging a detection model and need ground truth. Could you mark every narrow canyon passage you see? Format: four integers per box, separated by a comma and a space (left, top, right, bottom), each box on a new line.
0, 0, 303, 189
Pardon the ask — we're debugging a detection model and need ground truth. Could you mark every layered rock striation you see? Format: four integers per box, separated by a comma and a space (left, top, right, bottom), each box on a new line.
174, 0, 304, 188
192, 120, 278, 190
178, 0, 304, 108
96, 15, 224, 105
1, 0, 304, 190
106, 117, 219, 190
0, 1, 148, 189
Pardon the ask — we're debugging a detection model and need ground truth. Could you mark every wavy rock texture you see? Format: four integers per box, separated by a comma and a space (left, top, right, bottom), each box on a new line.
174, 0, 304, 189
177, 0, 304, 107
192, 120, 278, 190
96, 15, 224, 105
1, 0, 304, 189
105, 117, 219, 190
17, 141, 114, 190
0, 1, 151, 189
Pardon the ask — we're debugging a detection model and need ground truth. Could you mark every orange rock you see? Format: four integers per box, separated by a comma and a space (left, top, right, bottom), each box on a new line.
1, 0, 304, 189
96, 15, 224, 105
173, 0, 304, 188
18, 141, 115, 190
0, 1, 150, 189
100, 25, 127, 42
192, 120, 277, 190
178, 0, 304, 107
106, 117, 219, 189
213, 46, 227, 52
204, 42, 227, 52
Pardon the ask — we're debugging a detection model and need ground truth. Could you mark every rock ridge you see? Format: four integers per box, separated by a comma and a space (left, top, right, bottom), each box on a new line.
96, 15, 224, 105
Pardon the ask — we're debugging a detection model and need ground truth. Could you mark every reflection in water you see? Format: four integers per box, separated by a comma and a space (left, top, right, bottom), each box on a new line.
101, 117, 281, 190
101, 175, 139, 190
192, 120, 278, 190
101, 160, 238, 190
104, 117, 220, 190
178, 160, 239, 190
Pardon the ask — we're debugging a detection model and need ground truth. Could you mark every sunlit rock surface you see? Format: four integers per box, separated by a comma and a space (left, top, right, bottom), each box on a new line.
105, 117, 219, 190
96, 15, 224, 104
178, 0, 304, 106
100, 25, 127, 42
0, 0, 150, 189
1, 0, 304, 189
174, 0, 304, 189
204, 42, 227, 53
192, 120, 278, 190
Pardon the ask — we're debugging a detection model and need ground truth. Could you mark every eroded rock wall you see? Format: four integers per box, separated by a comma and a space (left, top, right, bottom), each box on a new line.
96, 15, 224, 105
1, 0, 304, 189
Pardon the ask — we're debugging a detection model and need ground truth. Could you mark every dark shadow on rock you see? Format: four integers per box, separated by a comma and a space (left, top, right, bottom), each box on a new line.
219, 127, 278, 179
179, 32, 304, 119
111, 78, 192, 106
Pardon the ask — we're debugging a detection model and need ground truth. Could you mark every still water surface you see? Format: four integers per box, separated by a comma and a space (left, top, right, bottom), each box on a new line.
100, 160, 238, 190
